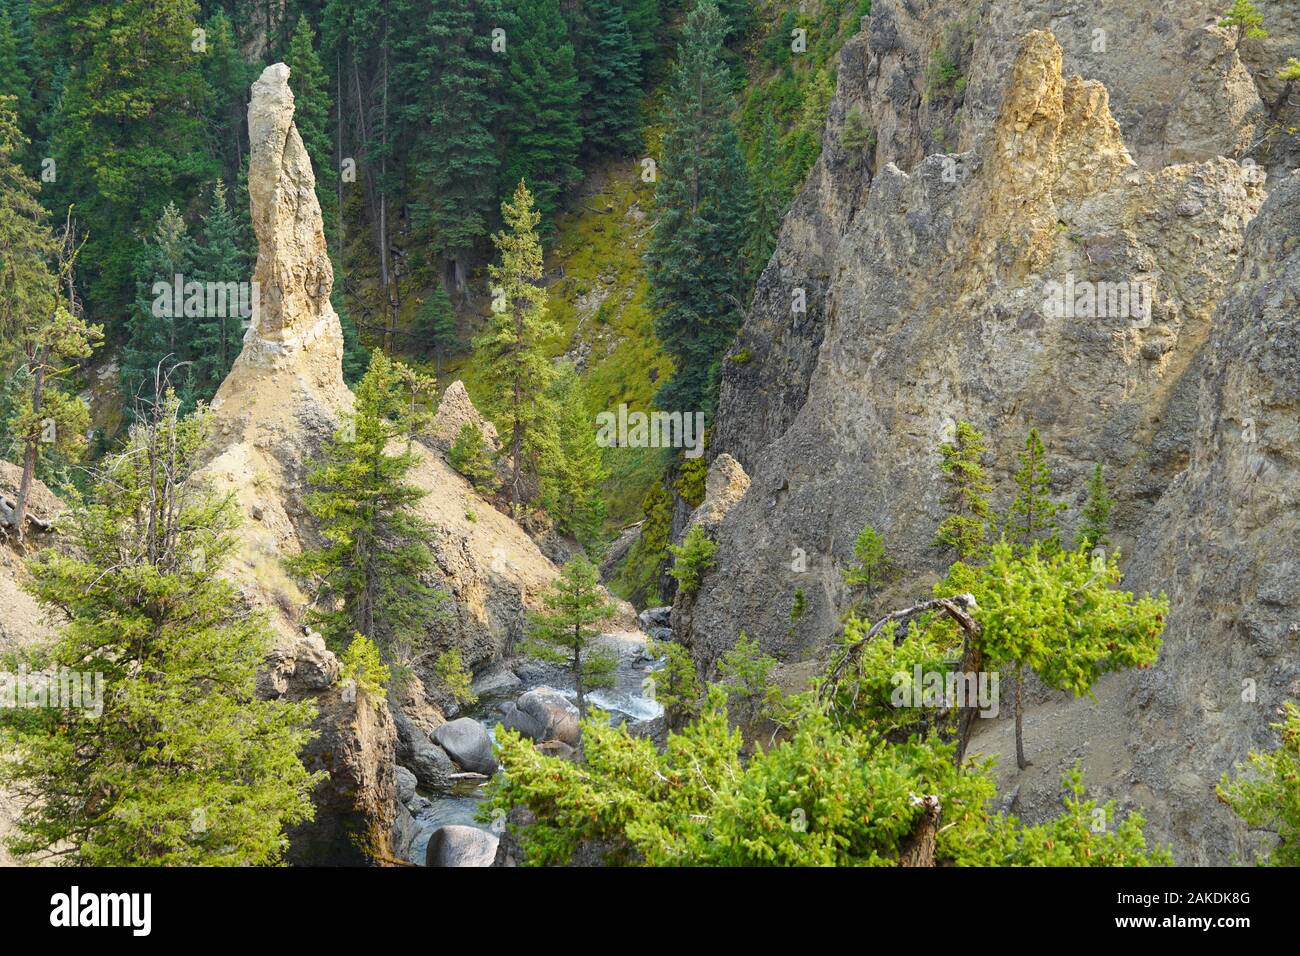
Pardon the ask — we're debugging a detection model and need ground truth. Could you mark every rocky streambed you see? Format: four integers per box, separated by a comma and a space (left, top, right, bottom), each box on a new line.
396, 617, 671, 866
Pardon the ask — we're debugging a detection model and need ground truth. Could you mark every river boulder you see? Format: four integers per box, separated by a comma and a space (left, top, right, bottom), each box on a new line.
432, 717, 498, 775
426, 825, 500, 867
515, 687, 580, 746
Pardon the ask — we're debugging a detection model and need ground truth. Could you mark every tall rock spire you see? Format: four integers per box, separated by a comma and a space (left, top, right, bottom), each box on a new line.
221, 62, 346, 398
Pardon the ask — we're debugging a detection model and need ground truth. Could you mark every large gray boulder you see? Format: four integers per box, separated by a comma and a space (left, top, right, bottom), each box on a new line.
426, 825, 500, 867
432, 717, 498, 775
407, 741, 455, 789
512, 687, 580, 746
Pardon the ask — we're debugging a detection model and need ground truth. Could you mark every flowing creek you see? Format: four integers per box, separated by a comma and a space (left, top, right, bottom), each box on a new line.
406, 631, 666, 865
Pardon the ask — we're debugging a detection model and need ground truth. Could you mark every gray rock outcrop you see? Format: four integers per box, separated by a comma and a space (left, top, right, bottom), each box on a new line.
426, 824, 500, 867
432, 717, 498, 775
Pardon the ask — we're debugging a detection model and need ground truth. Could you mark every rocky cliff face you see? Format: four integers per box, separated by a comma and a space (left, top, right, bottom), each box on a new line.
1120, 168, 1300, 863
687, 12, 1298, 861
719, 0, 1297, 472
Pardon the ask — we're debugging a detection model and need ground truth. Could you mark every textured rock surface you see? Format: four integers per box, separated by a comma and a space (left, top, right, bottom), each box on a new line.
718, 1, 1297, 472
687, 22, 1294, 861
426, 824, 500, 867
502, 687, 582, 747
432, 717, 499, 775
428, 379, 500, 454
692, 30, 1264, 666
1119, 169, 1300, 862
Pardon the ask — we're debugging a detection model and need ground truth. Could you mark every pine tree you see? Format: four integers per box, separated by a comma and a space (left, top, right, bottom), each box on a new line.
744, 112, 788, 281
121, 203, 196, 414
413, 284, 457, 371
575, 0, 643, 156
0, 7, 31, 128
1219, 702, 1300, 866
539, 365, 608, 549
0, 393, 322, 865
841, 524, 889, 610
525, 554, 617, 716
971, 541, 1166, 770
190, 180, 248, 403
337, 304, 371, 385
0, 102, 101, 537
1005, 427, 1063, 555
290, 351, 446, 669
0, 94, 49, 348
448, 421, 496, 489
394, 0, 508, 290
286, 15, 339, 255
646, 0, 753, 417
471, 180, 558, 513
35, 0, 217, 313
200, 10, 250, 194
933, 420, 992, 561
1219, 0, 1267, 47
4, 212, 100, 540
622, 0, 660, 68
500, 0, 583, 226
1078, 462, 1114, 550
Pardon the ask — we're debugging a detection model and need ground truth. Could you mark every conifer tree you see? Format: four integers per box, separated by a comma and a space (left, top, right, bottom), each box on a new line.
200, 10, 250, 193
0, 94, 48, 349
190, 180, 248, 403
622, 0, 660, 68
744, 112, 788, 281
646, 0, 753, 417
4, 212, 99, 539
933, 420, 992, 561
413, 284, 456, 371
448, 421, 497, 490
1078, 462, 1114, 550
286, 15, 339, 255
969, 541, 1166, 770
0, 105, 101, 536
500, 0, 583, 226
35, 0, 217, 312
1218, 701, 1300, 866
1219, 0, 1267, 47
394, 0, 508, 290
291, 351, 445, 669
471, 180, 558, 513
841, 524, 889, 611
0, 7, 31, 129
0, 392, 321, 865
1005, 427, 1063, 555
524, 554, 617, 716
575, 0, 643, 156
539, 365, 608, 548
121, 203, 196, 413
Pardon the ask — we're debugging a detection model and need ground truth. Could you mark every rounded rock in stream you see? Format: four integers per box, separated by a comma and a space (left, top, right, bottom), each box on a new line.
425, 824, 499, 867
512, 687, 581, 746
432, 717, 498, 775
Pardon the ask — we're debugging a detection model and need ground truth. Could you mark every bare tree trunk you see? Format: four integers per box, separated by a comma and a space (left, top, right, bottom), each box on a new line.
953, 633, 984, 767
13, 350, 48, 542
574, 629, 585, 718
899, 795, 941, 866
1014, 661, 1028, 770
